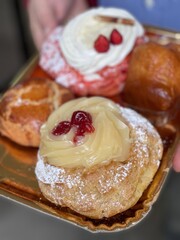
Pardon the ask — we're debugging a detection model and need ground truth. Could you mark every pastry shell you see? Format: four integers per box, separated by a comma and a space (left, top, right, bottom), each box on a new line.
35, 128, 178, 232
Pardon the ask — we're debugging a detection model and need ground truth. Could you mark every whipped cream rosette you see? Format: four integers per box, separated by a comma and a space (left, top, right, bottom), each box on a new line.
40, 7, 144, 96
35, 97, 163, 222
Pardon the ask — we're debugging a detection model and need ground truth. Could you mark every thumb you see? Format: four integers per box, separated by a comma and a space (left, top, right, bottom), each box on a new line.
173, 144, 180, 172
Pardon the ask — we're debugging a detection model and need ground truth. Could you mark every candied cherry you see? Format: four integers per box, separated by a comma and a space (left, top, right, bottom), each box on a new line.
51, 121, 71, 136
71, 111, 92, 125
51, 111, 95, 144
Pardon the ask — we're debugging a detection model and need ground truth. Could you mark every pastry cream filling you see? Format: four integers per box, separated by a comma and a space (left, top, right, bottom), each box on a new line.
40, 97, 130, 168
60, 7, 144, 80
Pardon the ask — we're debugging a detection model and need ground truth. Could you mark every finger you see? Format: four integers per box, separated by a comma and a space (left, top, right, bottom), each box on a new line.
52, 0, 72, 24
172, 144, 180, 172
36, 0, 57, 30
27, 0, 57, 49
30, 0, 57, 35
30, 17, 45, 50
27, 2, 45, 49
62, 0, 89, 23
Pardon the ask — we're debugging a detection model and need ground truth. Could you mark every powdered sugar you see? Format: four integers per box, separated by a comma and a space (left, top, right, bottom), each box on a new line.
36, 152, 85, 189
35, 152, 65, 184
119, 106, 163, 160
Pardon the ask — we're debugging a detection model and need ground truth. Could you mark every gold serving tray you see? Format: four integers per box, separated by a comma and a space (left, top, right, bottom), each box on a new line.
0, 26, 180, 232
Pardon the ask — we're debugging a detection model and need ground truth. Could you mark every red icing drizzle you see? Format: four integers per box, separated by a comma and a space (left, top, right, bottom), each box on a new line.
51, 111, 95, 143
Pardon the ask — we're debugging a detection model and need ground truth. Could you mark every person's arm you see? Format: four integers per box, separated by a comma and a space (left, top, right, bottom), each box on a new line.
26, 0, 91, 49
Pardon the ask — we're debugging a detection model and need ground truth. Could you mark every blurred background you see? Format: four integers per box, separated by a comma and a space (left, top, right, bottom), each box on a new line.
0, 1, 180, 239
0, 0, 35, 93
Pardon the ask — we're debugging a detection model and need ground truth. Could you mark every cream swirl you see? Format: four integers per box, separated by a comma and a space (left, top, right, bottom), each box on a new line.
39, 97, 130, 168
60, 7, 144, 81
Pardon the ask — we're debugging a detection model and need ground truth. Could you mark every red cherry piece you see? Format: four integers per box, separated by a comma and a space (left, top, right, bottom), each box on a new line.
77, 122, 94, 136
110, 29, 123, 45
51, 110, 95, 144
71, 111, 92, 125
84, 123, 95, 133
73, 123, 95, 143
94, 35, 110, 53
51, 121, 71, 136
73, 127, 86, 143
71, 111, 94, 143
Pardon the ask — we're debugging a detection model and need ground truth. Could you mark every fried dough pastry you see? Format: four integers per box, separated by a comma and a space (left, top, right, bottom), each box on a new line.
35, 97, 163, 219
167, 43, 180, 58
0, 78, 74, 147
123, 42, 180, 112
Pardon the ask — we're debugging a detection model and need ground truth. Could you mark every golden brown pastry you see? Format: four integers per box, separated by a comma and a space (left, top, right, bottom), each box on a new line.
123, 42, 180, 112
35, 97, 163, 219
0, 78, 74, 147
167, 42, 180, 59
